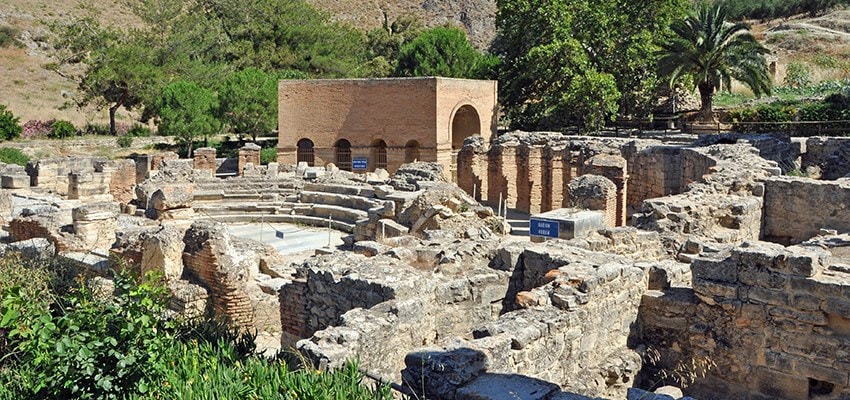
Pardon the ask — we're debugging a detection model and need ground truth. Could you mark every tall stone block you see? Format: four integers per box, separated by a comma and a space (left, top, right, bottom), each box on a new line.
193, 147, 217, 175
238, 143, 262, 176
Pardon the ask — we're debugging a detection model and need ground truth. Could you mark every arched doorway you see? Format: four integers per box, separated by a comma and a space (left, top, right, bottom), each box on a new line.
373, 139, 388, 170
451, 105, 481, 150
334, 139, 352, 171
296, 138, 314, 166
405, 140, 420, 163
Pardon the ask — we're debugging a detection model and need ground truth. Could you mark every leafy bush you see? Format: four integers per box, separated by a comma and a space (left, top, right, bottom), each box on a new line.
0, 105, 22, 141
116, 135, 133, 148
718, 0, 846, 20
0, 265, 393, 400
127, 124, 151, 137
0, 148, 29, 166
49, 120, 76, 139
260, 147, 277, 165
84, 122, 131, 136
784, 62, 812, 88
22, 119, 55, 139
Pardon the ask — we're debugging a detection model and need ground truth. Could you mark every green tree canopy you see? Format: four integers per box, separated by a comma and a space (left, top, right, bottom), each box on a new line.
394, 26, 494, 79
494, 0, 688, 132
217, 68, 277, 141
198, 0, 368, 77
658, 3, 771, 121
157, 81, 219, 155
0, 104, 22, 141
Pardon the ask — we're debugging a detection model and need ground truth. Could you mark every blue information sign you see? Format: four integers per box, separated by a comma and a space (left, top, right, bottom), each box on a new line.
529, 218, 559, 239
352, 157, 368, 170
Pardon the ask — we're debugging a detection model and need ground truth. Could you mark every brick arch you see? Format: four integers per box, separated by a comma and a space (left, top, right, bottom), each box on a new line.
450, 104, 481, 150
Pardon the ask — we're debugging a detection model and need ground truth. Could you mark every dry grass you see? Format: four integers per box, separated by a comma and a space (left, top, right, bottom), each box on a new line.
0, 0, 138, 125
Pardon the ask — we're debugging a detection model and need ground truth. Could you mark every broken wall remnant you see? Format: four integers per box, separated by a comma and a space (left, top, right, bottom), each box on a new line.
181, 221, 288, 335
803, 137, 850, 179
567, 175, 618, 227
72, 202, 120, 251
763, 176, 850, 244
637, 241, 850, 400
192, 147, 217, 176
238, 143, 261, 176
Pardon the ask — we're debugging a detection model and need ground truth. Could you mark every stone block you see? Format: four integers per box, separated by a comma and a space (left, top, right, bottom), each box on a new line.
746, 287, 790, 306
823, 298, 850, 319
150, 184, 194, 211
529, 208, 605, 241
794, 361, 848, 386
142, 226, 186, 281
754, 367, 809, 400
1, 174, 28, 189
402, 346, 488, 400
691, 258, 737, 283
456, 374, 559, 400
693, 278, 738, 300
376, 219, 408, 239
72, 202, 120, 222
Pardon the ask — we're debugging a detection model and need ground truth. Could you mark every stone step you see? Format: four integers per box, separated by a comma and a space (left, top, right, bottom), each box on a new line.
201, 214, 355, 233
294, 204, 369, 224
298, 190, 383, 212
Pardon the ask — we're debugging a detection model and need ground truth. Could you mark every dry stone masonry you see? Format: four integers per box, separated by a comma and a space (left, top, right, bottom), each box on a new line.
5, 129, 850, 400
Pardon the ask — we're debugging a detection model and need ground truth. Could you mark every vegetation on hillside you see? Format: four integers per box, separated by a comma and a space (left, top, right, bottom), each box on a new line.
717, 0, 847, 20
0, 254, 392, 399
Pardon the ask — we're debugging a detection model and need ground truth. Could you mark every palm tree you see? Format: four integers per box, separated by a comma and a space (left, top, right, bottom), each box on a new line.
658, 3, 771, 122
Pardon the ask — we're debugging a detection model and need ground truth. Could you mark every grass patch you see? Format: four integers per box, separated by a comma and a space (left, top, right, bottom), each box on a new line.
0, 147, 30, 166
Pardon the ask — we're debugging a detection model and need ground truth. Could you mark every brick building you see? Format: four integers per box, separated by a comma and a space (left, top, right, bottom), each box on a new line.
276, 77, 498, 180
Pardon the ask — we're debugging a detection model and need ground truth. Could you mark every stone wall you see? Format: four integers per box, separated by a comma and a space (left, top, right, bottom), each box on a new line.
803, 137, 850, 179
181, 221, 284, 334
400, 242, 690, 399
294, 239, 507, 381
637, 241, 850, 400
763, 177, 850, 244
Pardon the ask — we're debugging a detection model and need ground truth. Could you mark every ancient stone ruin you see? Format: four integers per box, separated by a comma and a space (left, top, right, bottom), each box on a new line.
2, 132, 850, 399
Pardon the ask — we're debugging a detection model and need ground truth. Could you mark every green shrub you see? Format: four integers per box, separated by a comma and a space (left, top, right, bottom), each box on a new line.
260, 147, 277, 165
0, 105, 22, 141
117, 135, 133, 148
0, 265, 394, 400
48, 120, 76, 139
0, 148, 29, 166
128, 124, 151, 137
83, 123, 111, 136
784, 62, 812, 88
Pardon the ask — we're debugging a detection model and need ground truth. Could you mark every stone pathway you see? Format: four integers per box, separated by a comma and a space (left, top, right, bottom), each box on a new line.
225, 221, 346, 256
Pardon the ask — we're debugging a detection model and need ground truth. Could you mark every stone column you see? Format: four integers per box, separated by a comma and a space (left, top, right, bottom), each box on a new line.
238, 143, 262, 176
526, 146, 545, 214
72, 202, 120, 251
193, 147, 217, 176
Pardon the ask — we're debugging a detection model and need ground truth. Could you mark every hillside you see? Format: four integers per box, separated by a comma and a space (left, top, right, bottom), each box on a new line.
309, 0, 496, 49
1, 0, 848, 126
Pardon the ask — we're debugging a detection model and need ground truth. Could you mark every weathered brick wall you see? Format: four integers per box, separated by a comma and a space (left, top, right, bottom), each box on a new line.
279, 278, 308, 348
8, 216, 72, 252
102, 160, 137, 204
238, 145, 261, 176
193, 147, 217, 175
182, 223, 257, 330
763, 177, 850, 244
638, 242, 850, 400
